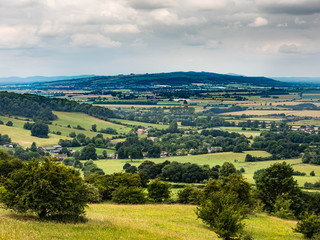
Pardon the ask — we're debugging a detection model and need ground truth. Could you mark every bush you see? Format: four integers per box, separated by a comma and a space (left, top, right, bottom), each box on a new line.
177, 185, 202, 205
0, 158, 89, 220
112, 186, 146, 204
6, 121, 13, 126
311, 171, 316, 176
147, 178, 170, 202
85, 183, 101, 203
294, 214, 320, 238
62, 157, 75, 166
196, 191, 246, 240
273, 195, 295, 219
31, 122, 49, 138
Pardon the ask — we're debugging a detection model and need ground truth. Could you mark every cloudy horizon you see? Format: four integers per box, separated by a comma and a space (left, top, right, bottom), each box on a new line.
0, 0, 319, 78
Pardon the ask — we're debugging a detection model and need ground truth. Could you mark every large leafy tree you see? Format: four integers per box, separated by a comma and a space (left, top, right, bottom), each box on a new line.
1, 158, 89, 220
256, 162, 304, 216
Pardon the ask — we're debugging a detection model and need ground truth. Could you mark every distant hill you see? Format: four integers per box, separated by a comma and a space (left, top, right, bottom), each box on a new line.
274, 77, 320, 84
24, 72, 289, 90
0, 75, 96, 85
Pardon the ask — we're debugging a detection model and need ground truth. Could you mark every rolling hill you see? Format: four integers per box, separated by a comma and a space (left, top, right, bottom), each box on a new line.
23, 72, 290, 90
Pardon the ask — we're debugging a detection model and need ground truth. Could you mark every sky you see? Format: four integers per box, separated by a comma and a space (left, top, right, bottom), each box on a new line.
0, 0, 320, 78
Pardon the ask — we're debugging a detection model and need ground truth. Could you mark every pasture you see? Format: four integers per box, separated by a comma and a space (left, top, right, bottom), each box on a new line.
0, 203, 304, 240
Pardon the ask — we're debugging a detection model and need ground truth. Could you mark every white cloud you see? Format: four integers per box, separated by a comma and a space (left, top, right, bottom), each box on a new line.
70, 34, 122, 48
150, 9, 205, 25
248, 17, 268, 27
0, 25, 40, 48
295, 17, 306, 25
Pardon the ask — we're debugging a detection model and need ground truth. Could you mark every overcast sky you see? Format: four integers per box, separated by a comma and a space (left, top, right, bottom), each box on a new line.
0, 0, 319, 78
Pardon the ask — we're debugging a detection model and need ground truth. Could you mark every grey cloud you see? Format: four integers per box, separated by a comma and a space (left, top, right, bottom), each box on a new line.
278, 44, 301, 54
258, 0, 320, 15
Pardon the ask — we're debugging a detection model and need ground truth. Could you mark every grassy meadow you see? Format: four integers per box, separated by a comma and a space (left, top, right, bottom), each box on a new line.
0, 203, 304, 240
0, 112, 132, 147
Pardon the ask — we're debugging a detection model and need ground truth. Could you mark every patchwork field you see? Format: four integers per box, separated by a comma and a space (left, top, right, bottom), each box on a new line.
0, 203, 304, 240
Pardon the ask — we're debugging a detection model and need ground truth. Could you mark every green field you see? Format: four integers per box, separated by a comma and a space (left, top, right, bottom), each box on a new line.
0, 112, 132, 147
220, 126, 261, 137
0, 203, 304, 240
93, 151, 320, 187
110, 118, 169, 130
70, 147, 116, 155
53, 112, 132, 134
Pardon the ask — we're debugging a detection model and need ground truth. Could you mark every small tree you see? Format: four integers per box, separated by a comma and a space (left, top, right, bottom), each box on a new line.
31, 122, 49, 138
147, 178, 170, 202
0, 158, 89, 220
6, 121, 13, 126
256, 162, 302, 215
310, 171, 315, 176
80, 143, 97, 160
219, 162, 236, 178
91, 124, 97, 132
196, 191, 246, 240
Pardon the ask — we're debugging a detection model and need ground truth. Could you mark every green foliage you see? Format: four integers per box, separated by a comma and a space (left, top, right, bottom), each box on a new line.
112, 186, 146, 204
177, 185, 202, 205
310, 170, 316, 176
0, 150, 23, 181
31, 122, 49, 138
0, 133, 11, 145
85, 183, 101, 203
219, 162, 237, 178
147, 178, 171, 202
85, 172, 142, 201
125, 165, 138, 174
255, 162, 303, 216
0, 158, 89, 220
196, 191, 246, 240
294, 214, 320, 239
273, 195, 295, 219
82, 160, 105, 177
80, 143, 97, 160
62, 157, 75, 166
6, 121, 13, 126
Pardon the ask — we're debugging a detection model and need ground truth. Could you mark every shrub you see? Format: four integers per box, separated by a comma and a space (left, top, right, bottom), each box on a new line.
177, 185, 202, 204
112, 186, 146, 204
85, 183, 101, 203
310, 171, 316, 176
0, 158, 89, 220
31, 122, 49, 138
62, 157, 75, 166
6, 121, 13, 126
147, 178, 170, 202
196, 191, 246, 240
273, 195, 295, 219
294, 214, 320, 239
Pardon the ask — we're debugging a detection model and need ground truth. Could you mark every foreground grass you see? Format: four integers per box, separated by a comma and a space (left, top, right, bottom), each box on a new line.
0, 204, 304, 240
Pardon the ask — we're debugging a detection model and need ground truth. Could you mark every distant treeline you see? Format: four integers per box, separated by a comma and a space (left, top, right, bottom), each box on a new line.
0, 91, 114, 121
